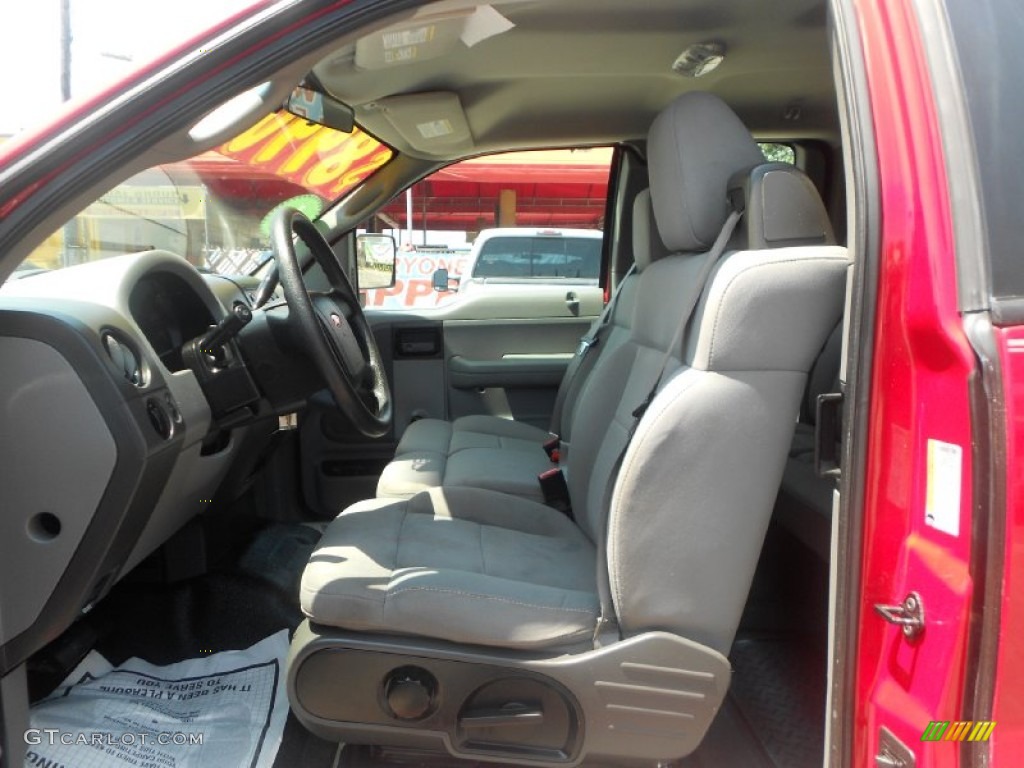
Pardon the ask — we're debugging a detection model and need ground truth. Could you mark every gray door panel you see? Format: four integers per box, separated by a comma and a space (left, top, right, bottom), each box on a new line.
447, 355, 569, 389
441, 316, 592, 427
363, 290, 599, 434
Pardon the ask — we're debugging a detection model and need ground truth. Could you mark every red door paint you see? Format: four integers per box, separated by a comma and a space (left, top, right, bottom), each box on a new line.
853, 0, 980, 765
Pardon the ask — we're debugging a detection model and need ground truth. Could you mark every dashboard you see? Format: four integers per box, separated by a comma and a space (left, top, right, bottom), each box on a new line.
130, 271, 217, 372
0, 251, 268, 675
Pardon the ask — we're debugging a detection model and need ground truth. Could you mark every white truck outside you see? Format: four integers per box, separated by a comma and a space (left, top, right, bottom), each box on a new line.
364, 228, 605, 312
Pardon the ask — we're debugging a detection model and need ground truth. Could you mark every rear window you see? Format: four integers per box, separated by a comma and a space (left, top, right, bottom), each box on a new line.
474, 236, 602, 279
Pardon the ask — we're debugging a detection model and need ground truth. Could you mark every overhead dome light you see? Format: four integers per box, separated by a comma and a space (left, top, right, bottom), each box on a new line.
672, 41, 726, 78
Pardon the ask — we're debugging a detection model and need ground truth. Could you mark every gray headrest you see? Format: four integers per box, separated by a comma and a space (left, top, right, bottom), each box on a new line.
647, 92, 765, 253
731, 163, 836, 248
632, 189, 670, 272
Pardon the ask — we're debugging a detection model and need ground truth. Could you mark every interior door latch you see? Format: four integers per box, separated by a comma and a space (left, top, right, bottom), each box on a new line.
874, 592, 925, 640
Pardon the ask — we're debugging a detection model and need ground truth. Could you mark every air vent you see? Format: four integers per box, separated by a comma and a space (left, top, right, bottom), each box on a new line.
102, 332, 144, 387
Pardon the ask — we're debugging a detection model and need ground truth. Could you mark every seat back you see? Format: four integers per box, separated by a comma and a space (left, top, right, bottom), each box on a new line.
565, 92, 766, 543
567, 92, 847, 654
555, 189, 667, 445
610, 241, 846, 653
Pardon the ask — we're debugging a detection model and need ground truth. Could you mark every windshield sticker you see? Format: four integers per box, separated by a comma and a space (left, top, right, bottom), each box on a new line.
217, 112, 391, 203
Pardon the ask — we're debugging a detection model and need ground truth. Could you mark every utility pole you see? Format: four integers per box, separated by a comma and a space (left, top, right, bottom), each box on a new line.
60, 0, 72, 102
60, 0, 74, 266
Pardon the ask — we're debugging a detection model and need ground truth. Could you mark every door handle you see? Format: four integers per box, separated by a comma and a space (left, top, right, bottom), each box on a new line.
565, 291, 580, 315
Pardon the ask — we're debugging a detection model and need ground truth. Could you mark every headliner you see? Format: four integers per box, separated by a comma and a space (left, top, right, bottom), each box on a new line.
312, 0, 836, 161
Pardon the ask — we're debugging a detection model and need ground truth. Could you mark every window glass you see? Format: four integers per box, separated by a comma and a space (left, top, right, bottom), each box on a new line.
363, 148, 612, 309
12, 112, 391, 279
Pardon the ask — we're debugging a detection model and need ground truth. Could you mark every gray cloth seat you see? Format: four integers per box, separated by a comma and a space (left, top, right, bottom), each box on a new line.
300, 487, 599, 649
376, 190, 665, 503
373, 416, 554, 500
301, 92, 848, 655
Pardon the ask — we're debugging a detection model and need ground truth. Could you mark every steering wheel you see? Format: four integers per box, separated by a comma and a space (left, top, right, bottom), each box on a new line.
263, 208, 392, 438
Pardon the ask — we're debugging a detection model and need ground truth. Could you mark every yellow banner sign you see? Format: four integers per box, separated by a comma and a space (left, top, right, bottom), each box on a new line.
217, 112, 392, 203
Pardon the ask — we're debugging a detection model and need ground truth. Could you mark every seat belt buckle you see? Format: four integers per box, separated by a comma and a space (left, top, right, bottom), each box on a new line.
538, 467, 572, 517
543, 435, 560, 463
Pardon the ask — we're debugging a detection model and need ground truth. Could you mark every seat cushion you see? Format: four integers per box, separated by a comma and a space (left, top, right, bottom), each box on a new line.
376, 446, 552, 502
395, 415, 550, 456
377, 416, 553, 500
450, 415, 552, 448
301, 487, 599, 649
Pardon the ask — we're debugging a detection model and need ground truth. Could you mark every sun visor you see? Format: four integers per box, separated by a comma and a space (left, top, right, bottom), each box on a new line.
354, 5, 514, 70
369, 92, 474, 156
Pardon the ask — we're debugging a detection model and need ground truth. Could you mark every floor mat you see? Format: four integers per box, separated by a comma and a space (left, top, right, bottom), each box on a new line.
678, 695, 775, 768
89, 571, 303, 667
273, 713, 340, 768
726, 634, 827, 768
238, 522, 323, 597
27, 631, 291, 768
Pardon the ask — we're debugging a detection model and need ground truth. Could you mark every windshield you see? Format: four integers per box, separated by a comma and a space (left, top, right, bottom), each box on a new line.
13, 110, 392, 278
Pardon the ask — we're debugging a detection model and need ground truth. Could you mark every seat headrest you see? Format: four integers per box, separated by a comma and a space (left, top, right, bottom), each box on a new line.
647, 92, 765, 253
730, 163, 836, 248
632, 189, 670, 272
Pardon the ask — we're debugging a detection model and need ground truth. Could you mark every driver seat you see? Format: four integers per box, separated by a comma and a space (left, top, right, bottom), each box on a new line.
288, 92, 848, 764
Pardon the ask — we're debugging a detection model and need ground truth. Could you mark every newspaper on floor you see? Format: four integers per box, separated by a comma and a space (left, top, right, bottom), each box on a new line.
26, 629, 290, 768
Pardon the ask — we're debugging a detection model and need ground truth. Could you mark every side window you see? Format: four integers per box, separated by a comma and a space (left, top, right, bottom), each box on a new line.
759, 142, 796, 164
364, 148, 612, 309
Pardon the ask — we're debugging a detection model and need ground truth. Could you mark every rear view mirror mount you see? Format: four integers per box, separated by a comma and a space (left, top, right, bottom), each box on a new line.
285, 83, 355, 134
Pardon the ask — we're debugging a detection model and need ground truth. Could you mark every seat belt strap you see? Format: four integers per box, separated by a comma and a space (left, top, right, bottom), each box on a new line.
592, 206, 743, 649
631, 205, 743, 424
549, 264, 637, 435
538, 467, 572, 518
